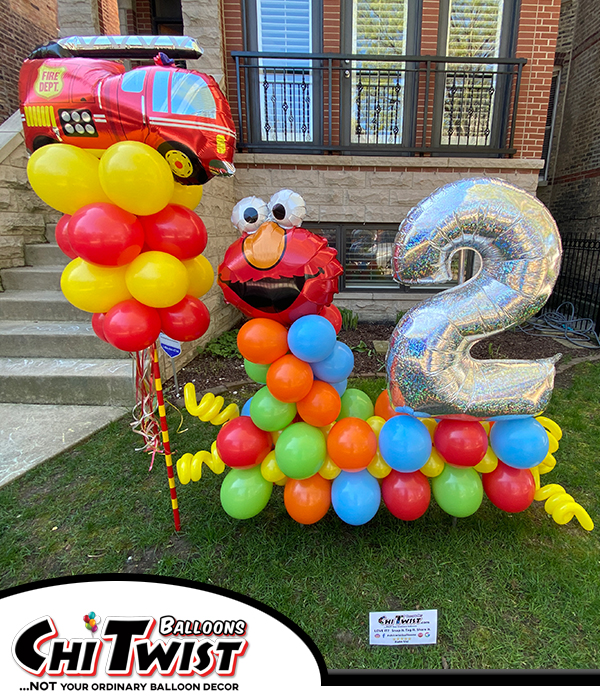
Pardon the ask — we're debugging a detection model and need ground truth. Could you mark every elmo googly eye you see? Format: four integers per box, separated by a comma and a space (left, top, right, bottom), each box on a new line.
268, 190, 306, 229
231, 196, 268, 234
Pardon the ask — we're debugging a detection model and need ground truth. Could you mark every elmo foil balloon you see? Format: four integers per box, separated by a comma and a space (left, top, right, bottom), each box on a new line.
218, 190, 343, 326
387, 178, 562, 419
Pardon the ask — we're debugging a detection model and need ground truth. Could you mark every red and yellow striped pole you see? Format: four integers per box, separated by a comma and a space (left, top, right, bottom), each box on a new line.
151, 343, 181, 531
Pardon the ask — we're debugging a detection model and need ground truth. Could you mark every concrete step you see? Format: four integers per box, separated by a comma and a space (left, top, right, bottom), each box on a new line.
46, 222, 56, 244
25, 243, 70, 267
0, 291, 90, 321
1, 265, 63, 291
0, 357, 135, 406
0, 320, 127, 359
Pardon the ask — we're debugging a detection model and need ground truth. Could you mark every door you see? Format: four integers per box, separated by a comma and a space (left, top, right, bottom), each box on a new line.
244, 0, 322, 147
432, 0, 519, 150
340, 0, 420, 150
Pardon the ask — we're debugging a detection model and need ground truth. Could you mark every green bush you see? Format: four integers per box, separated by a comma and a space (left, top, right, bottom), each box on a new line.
200, 329, 241, 359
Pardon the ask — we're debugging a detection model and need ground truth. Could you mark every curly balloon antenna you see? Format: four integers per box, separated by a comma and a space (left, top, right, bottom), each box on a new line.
184, 383, 240, 425
176, 442, 225, 484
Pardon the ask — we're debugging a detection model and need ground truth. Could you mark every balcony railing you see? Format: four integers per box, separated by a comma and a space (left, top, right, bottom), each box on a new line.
232, 52, 526, 156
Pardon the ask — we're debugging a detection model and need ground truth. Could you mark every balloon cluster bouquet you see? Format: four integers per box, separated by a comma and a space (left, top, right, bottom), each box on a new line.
27, 142, 215, 532
177, 181, 594, 533
83, 612, 101, 634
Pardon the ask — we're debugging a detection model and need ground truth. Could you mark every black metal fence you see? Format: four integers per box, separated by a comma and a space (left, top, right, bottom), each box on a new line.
232, 51, 526, 156
546, 239, 600, 330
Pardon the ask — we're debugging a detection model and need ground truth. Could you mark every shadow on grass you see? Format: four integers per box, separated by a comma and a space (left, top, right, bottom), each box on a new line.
1, 367, 599, 670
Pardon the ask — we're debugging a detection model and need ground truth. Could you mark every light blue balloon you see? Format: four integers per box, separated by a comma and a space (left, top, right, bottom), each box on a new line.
332, 470, 381, 526
311, 342, 354, 384
288, 315, 337, 363
331, 379, 348, 397
241, 397, 253, 417
490, 417, 549, 469
379, 414, 432, 472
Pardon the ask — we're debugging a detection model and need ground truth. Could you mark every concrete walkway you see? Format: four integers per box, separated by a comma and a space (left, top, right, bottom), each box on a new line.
0, 403, 127, 487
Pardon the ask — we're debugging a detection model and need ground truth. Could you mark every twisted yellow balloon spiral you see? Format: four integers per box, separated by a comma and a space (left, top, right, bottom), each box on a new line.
184, 383, 239, 425
534, 484, 594, 531
176, 441, 225, 484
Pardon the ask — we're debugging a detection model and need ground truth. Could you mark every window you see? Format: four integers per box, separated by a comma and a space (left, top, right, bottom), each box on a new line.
171, 73, 217, 117
436, 0, 518, 149
539, 69, 560, 183
152, 0, 183, 35
152, 70, 170, 113
121, 70, 146, 93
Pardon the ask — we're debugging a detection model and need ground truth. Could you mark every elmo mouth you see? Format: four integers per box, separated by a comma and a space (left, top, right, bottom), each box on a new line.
223, 276, 307, 313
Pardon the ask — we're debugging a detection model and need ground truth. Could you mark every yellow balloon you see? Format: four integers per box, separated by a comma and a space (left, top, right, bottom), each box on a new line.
260, 450, 285, 483
319, 456, 341, 480
61, 258, 131, 313
275, 476, 288, 487
125, 251, 188, 308
170, 182, 203, 210
420, 447, 445, 478
419, 417, 438, 441
319, 422, 335, 437
480, 421, 492, 435
367, 415, 386, 437
367, 451, 391, 479
99, 142, 174, 216
270, 430, 282, 446
27, 144, 110, 214
183, 255, 214, 298
474, 446, 498, 473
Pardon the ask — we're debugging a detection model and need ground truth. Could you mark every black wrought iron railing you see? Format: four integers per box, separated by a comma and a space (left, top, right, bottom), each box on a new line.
232, 51, 526, 156
546, 239, 600, 331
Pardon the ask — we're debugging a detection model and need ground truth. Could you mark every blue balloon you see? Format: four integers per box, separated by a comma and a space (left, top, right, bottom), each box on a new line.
332, 470, 381, 526
288, 315, 336, 363
331, 379, 348, 397
311, 342, 354, 384
490, 417, 549, 469
241, 397, 253, 417
379, 415, 432, 472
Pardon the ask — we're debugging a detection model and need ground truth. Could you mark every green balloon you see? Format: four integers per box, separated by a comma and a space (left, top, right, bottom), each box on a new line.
432, 465, 483, 518
220, 466, 273, 520
338, 388, 374, 421
244, 358, 269, 384
275, 423, 326, 479
250, 386, 296, 431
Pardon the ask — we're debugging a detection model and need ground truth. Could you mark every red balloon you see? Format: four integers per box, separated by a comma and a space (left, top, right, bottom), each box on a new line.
91, 312, 108, 343
434, 419, 488, 467
69, 203, 144, 266
382, 470, 431, 521
103, 299, 161, 352
319, 304, 342, 334
159, 296, 210, 342
216, 417, 272, 469
482, 461, 536, 513
55, 214, 76, 259
141, 205, 207, 260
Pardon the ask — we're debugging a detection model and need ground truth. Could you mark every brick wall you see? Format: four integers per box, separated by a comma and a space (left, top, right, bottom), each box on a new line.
537, 0, 600, 242
0, 0, 58, 123
98, 0, 121, 33
135, 0, 153, 33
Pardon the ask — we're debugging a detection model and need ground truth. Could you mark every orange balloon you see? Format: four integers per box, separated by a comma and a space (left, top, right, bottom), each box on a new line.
327, 417, 377, 472
284, 473, 331, 524
237, 318, 289, 365
297, 381, 342, 427
375, 389, 396, 420
266, 355, 313, 403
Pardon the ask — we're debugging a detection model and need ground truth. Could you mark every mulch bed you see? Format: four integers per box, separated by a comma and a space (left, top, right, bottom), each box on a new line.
165, 321, 595, 400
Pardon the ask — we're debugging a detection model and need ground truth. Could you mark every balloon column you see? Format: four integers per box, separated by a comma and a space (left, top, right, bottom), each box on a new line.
177, 183, 593, 532
28, 142, 213, 352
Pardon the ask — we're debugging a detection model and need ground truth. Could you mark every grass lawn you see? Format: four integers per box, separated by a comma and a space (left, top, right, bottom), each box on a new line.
1, 365, 599, 670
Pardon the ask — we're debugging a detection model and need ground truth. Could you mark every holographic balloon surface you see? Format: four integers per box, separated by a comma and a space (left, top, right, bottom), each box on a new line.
387, 177, 562, 419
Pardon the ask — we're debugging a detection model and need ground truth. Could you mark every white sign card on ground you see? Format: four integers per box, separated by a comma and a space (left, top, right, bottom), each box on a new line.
369, 609, 438, 646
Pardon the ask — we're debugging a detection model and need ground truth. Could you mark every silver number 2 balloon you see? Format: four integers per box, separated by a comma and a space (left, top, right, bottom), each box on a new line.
387, 178, 563, 419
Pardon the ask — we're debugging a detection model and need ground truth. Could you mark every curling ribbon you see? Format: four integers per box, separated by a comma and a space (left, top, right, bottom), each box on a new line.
534, 484, 594, 531
184, 383, 240, 425
176, 441, 225, 484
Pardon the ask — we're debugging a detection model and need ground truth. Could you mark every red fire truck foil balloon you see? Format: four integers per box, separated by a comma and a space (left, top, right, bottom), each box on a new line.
218, 190, 343, 326
18, 35, 236, 185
